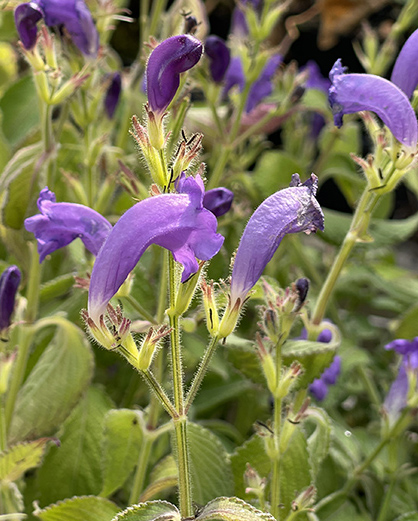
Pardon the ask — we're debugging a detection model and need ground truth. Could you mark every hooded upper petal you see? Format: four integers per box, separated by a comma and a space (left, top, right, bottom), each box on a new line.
391, 28, 418, 99
24, 188, 112, 262
329, 59, 418, 149
88, 175, 224, 322
146, 34, 203, 114
230, 174, 324, 305
0, 266, 21, 331
14, 2, 44, 49
204, 35, 230, 83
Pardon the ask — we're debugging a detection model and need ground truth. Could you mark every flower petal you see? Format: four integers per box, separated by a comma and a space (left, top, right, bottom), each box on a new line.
0, 266, 21, 331
246, 54, 282, 113
203, 187, 234, 217
88, 175, 223, 322
230, 174, 324, 304
329, 59, 417, 149
222, 56, 245, 98
146, 34, 203, 114
24, 188, 112, 262
205, 35, 230, 83
391, 28, 418, 99
14, 2, 44, 49
104, 72, 122, 119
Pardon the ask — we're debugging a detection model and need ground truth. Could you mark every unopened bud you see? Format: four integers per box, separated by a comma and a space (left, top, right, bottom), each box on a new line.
244, 464, 266, 496
138, 325, 171, 371
291, 485, 316, 512
255, 333, 276, 393
219, 296, 242, 339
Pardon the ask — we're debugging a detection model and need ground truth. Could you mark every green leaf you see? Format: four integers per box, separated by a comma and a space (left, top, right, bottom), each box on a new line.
0, 75, 40, 145
140, 455, 178, 502
195, 496, 275, 521
253, 151, 303, 198
39, 274, 78, 303
101, 409, 143, 497
394, 304, 418, 339
305, 407, 332, 479
9, 318, 94, 443
188, 422, 234, 504
0, 142, 42, 229
33, 495, 120, 521
37, 386, 113, 504
230, 435, 271, 498
0, 438, 52, 482
111, 501, 180, 521
225, 337, 265, 386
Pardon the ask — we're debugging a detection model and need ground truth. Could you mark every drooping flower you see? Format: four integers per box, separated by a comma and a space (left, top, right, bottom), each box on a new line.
246, 54, 282, 113
384, 337, 418, 422
88, 174, 224, 322
25, 188, 112, 262
229, 174, 324, 308
104, 72, 122, 119
204, 35, 230, 83
310, 355, 341, 401
391, 28, 418, 99
203, 187, 234, 217
146, 34, 203, 115
0, 266, 21, 332
329, 58, 418, 149
14, 0, 99, 57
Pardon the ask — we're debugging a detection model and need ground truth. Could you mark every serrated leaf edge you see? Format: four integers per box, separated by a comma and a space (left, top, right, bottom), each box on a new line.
196, 496, 275, 521
110, 500, 180, 521
33, 494, 119, 517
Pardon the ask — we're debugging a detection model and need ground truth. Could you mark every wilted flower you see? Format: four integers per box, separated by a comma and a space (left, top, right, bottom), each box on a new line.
88, 175, 224, 322
310, 355, 341, 401
0, 266, 21, 332
329, 58, 418, 149
203, 187, 234, 217
104, 72, 122, 119
204, 35, 230, 83
391, 28, 418, 99
146, 34, 203, 115
14, 0, 99, 57
25, 188, 112, 262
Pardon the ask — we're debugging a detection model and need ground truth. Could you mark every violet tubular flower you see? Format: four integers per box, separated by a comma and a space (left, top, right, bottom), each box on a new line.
146, 34, 203, 116
0, 266, 21, 333
88, 175, 224, 323
205, 35, 230, 83
391, 28, 418, 99
15, 0, 99, 57
25, 188, 112, 262
229, 174, 324, 308
104, 72, 122, 119
329, 59, 418, 149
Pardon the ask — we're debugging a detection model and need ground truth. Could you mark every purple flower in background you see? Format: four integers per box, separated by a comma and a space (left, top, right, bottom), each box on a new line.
104, 72, 122, 119
203, 187, 234, 217
222, 56, 245, 98
384, 337, 418, 421
15, 0, 99, 56
146, 35, 203, 115
304, 61, 331, 93
229, 174, 324, 307
310, 356, 341, 401
0, 266, 21, 332
230, 0, 262, 38
391, 28, 418, 99
329, 59, 417, 149
205, 35, 230, 83
88, 175, 224, 322
25, 188, 112, 262
246, 54, 282, 113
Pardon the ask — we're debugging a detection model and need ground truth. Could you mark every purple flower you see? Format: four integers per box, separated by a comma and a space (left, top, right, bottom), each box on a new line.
104, 72, 122, 119
0, 266, 21, 332
229, 174, 324, 306
246, 54, 282, 113
230, 0, 262, 38
329, 59, 417, 149
205, 35, 230, 83
24, 188, 112, 262
88, 175, 224, 322
310, 356, 341, 401
391, 29, 418, 99
203, 187, 234, 217
15, 0, 99, 57
384, 337, 418, 421
222, 56, 245, 98
146, 35, 203, 115
304, 61, 330, 93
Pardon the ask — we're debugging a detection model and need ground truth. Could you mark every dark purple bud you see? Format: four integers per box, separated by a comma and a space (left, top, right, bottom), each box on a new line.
14, 3, 43, 49
104, 72, 122, 119
246, 54, 282, 113
184, 14, 199, 34
309, 378, 328, 401
146, 34, 203, 115
205, 35, 230, 83
295, 278, 309, 307
0, 266, 21, 331
203, 187, 234, 217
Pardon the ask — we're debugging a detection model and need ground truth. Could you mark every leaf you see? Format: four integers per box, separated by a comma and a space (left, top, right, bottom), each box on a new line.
0, 438, 52, 482
37, 386, 113, 505
304, 407, 332, 479
101, 409, 143, 497
9, 318, 94, 443
33, 495, 120, 521
0, 74, 40, 145
187, 422, 234, 504
253, 151, 303, 198
195, 496, 275, 521
225, 340, 265, 386
140, 455, 178, 502
111, 501, 180, 521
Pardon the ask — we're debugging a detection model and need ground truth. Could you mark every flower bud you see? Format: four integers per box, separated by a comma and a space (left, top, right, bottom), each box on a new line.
172, 261, 205, 317
14, 3, 43, 50
204, 35, 230, 83
138, 326, 171, 371
104, 72, 122, 119
201, 280, 220, 337
203, 187, 234, 217
0, 266, 21, 333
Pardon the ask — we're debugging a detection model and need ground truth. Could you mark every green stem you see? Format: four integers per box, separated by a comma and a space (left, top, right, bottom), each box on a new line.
25, 243, 41, 324
357, 365, 381, 409
129, 433, 154, 504
270, 340, 283, 520
173, 416, 193, 517
123, 295, 158, 324
207, 146, 231, 190
141, 370, 177, 418
148, 0, 167, 37
0, 398, 7, 452
376, 473, 397, 521
184, 335, 219, 413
